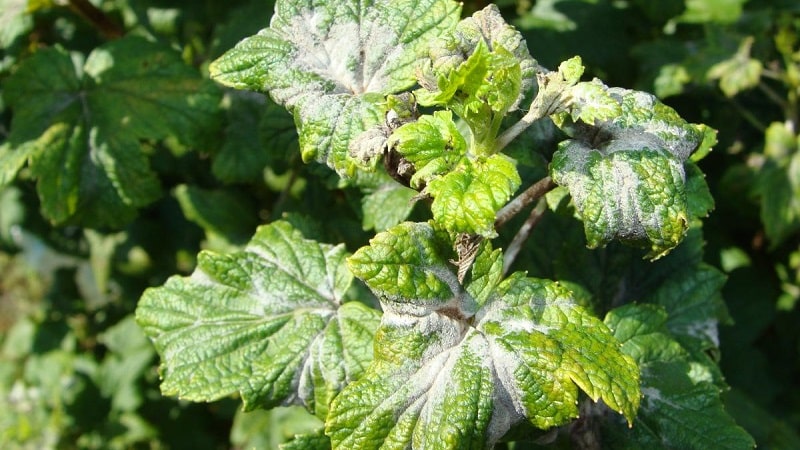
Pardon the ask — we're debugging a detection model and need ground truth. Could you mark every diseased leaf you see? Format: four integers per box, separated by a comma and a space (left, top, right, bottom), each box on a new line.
347, 222, 462, 309
135, 221, 381, 415
604, 304, 755, 449
4, 37, 221, 228
326, 275, 639, 449
415, 5, 537, 150
426, 154, 521, 237
566, 79, 623, 125
209, 0, 461, 175
551, 140, 689, 258
417, 4, 537, 113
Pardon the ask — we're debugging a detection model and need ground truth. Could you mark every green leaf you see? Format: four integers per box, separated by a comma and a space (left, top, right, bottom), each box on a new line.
387, 110, 467, 188
755, 122, 800, 246
707, 37, 762, 97
347, 222, 462, 309
4, 37, 221, 228
0, 0, 31, 48
551, 140, 689, 258
361, 183, 418, 231
173, 184, 259, 249
686, 162, 715, 219
209, 0, 461, 175
230, 407, 325, 450
604, 304, 755, 449
426, 154, 521, 237
135, 221, 381, 414
326, 276, 639, 449
214, 91, 297, 183
676, 0, 747, 24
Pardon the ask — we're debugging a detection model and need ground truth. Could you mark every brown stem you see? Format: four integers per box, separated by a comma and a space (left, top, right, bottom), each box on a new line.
495, 176, 555, 229
502, 198, 547, 275
67, 0, 124, 39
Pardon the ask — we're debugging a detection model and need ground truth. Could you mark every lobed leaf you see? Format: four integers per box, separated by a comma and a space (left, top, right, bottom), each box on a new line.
604, 304, 755, 449
135, 221, 380, 415
209, 0, 461, 176
347, 222, 463, 310
326, 275, 640, 449
551, 140, 689, 258
426, 154, 521, 237
3, 37, 220, 228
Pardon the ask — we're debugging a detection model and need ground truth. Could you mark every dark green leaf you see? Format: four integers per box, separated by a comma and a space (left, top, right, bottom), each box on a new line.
4, 37, 221, 227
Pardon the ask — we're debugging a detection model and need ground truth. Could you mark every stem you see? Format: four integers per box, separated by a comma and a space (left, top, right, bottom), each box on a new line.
495, 176, 555, 229
758, 81, 789, 111
67, 0, 124, 39
503, 198, 547, 275
493, 106, 543, 153
728, 98, 767, 132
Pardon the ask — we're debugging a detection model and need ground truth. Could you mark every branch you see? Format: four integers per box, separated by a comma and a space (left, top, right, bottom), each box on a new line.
67, 0, 124, 39
493, 105, 544, 153
495, 176, 555, 229
503, 198, 547, 275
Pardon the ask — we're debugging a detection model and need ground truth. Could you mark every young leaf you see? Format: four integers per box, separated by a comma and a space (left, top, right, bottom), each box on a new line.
209, 0, 461, 175
417, 4, 537, 113
426, 154, 521, 237
4, 37, 221, 228
604, 304, 755, 449
326, 276, 639, 449
135, 221, 381, 416
347, 222, 462, 309
415, 5, 536, 149
387, 110, 468, 188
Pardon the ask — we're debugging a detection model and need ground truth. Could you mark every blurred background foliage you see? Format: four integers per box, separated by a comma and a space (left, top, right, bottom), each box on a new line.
1, 0, 799, 448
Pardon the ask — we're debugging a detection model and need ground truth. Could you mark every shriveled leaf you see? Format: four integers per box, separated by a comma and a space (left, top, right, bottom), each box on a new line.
209, 0, 461, 175
551, 139, 689, 258
135, 221, 380, 414
4, 37, 221, 228
417, 4, 537, 113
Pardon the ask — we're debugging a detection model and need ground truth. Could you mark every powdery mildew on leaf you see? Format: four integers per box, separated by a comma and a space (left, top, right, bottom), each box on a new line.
135, 221, 380, 414
605, 304, 755, 449
331, 230, 640, 448
549, 83, 711, 258
209, 0, 461, 175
